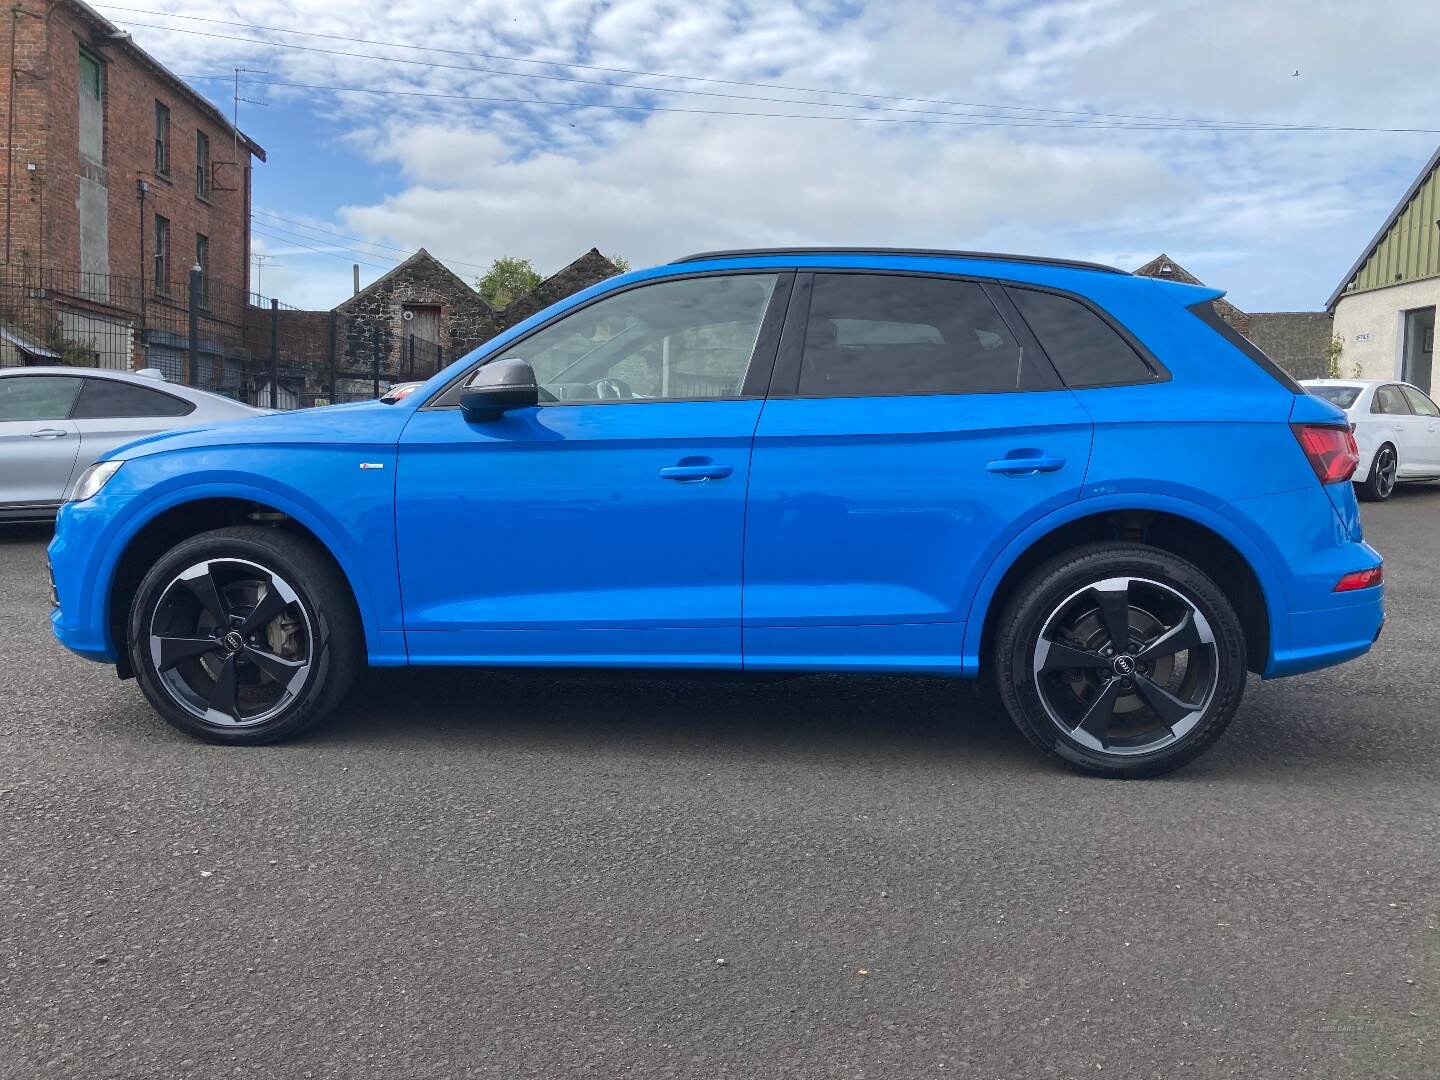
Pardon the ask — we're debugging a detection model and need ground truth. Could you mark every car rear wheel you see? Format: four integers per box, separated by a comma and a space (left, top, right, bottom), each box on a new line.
1356, 444, 1398, 501
992, 543, 1247, 778
127, 526, 361, 744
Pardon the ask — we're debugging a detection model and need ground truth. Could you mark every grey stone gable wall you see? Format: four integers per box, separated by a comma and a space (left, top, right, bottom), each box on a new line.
496, 249, 622, 330
1244, 312, 1334, 381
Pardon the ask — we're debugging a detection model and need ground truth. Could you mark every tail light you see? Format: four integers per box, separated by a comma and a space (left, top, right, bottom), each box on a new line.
1335, 566, 1383, 592
1291, 424, 1359, 484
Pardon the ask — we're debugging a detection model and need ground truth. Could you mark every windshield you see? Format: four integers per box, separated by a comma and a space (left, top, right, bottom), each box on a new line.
1308, 385, 1362, 409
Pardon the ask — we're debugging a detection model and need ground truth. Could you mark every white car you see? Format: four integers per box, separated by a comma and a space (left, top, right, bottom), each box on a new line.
1302, 379, 1440, 501
0, 366, 267, 522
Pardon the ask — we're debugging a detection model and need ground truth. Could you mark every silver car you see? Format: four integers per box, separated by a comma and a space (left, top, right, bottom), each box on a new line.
0, 367, 266, 522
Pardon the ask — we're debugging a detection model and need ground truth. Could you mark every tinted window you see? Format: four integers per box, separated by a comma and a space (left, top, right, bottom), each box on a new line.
799, 274, 1026, 396
0, 376, 81, 421
492, 274, 779, 403
1372, 385, 1411, 415
72, 378, 194, 419
1009, 287, 1153, 388
1401, 385, 1440, 417
1308, 385, 1362, 408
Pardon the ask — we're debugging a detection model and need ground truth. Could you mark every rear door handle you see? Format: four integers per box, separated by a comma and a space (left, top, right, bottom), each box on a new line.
659, 461, 733, 482
29, 428, 68, 439
986, 455, 1066, 475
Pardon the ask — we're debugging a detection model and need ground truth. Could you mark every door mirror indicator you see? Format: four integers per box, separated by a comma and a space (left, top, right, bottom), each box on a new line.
461, 359, 539, 421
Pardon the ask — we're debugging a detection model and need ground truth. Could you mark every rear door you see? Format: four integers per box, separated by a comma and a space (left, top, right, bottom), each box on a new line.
0, 374, 83, 509
741, 272, 1093, 673
1370, 384, 1418, 474
1399, 384, 1440, 471
71, 376, 197, 464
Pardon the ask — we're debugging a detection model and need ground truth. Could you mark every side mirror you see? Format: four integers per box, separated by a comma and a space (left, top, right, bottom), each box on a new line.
460, 359, 539, 421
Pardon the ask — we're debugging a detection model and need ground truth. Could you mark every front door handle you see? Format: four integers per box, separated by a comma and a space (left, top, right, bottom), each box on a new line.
986, 454, 1066, 475
659, 460, 733, 482
29, 428, 68, 439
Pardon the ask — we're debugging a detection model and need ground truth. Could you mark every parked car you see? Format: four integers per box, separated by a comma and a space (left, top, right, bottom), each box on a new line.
47, 249, 1384, 777
1301, 379, 1440, 501
1, 366, 265, 521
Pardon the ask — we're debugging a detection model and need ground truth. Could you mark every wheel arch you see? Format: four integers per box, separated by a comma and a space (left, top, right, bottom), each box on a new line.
101, 489, 376, 677
965, 496, 1285, 678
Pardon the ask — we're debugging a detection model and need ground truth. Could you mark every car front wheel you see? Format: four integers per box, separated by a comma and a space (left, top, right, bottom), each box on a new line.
992, 543, 1247, 778
127, 526, 360, 744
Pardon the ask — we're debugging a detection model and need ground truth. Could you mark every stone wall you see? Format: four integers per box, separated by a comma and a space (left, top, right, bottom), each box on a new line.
1245, 312, 1334, 381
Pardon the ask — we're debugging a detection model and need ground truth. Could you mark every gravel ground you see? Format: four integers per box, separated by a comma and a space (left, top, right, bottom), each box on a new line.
1, 489, 1437, 1079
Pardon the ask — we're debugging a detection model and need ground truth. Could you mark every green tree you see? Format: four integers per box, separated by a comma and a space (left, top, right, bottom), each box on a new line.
476, 256, 543, 308
606, 254, 631, 274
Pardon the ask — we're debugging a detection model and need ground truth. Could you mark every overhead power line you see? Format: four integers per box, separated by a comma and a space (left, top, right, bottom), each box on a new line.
183, 73, 1440, 135
253, 209, 491, 273
97, 3, 1273, 127
251, 223, 394, 271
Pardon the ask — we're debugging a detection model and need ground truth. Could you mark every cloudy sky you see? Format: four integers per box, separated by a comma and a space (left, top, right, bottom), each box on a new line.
100, 0, 1440, 311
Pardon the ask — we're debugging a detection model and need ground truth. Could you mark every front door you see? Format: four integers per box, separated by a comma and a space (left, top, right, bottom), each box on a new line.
397, 271, 792, 667
742, 272, 1094, 673
1399, 383, 1440, 471
0, 374, 83, 510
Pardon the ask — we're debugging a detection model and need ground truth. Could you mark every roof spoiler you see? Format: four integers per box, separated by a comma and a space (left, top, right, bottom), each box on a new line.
1145, 278, 1226, 307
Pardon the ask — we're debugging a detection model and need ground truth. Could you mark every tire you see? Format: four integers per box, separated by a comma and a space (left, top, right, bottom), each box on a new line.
991, 543, 1247, 779
1356, 444, 1398, 502
127, 526, 361, 745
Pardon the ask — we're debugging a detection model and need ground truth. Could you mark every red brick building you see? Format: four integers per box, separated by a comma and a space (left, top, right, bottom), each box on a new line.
1, 0, 263, 369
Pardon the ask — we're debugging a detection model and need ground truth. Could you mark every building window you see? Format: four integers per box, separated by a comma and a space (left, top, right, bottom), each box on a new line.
77, 49, 104, 162
195, 234, 209, 305
195, 131, 211, 200
154, 102, 170, 177
154, 215, 170, 293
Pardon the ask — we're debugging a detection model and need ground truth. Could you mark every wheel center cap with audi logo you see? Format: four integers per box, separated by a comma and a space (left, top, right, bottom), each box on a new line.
222, 631, 245, 653
1111, 654, 1137, 677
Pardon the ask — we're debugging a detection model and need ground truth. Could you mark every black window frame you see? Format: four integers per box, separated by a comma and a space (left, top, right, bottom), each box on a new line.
766, 269, 1065, 399
195, 130, 212, 200
424, 270, 796, 410
1372, 384, 1414, 416
153, 100, 170, 178
70, 376, 195, 420
1003, 283, 1167, 391
1187, 300, 1302, 392
153, 214, 170, 294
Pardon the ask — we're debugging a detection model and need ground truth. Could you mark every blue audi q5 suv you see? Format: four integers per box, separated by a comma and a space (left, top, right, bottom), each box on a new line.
47, 249, 1384, 777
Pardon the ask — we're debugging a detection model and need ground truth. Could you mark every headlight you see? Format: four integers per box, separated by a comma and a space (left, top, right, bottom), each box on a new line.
68, 460, 124, 503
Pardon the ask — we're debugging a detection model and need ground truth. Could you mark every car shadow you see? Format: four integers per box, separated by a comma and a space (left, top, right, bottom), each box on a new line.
309, 666, 1037, 770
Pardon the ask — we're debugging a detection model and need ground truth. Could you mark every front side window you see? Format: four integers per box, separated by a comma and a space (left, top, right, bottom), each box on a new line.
489, 274, 780, 403
1372, 385, 1411, 415
195, 131, 211, 199
153, 215, 170, 292
1009, 287, 1154, 388
72, 378, 194, 419
799, 274, 1026, 396
154, 101, 170, 176
0, 376, 82, 421
1400, 385, 1440, 417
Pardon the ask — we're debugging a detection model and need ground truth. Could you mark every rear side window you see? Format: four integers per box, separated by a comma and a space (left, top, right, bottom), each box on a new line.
0, 375, 81, 420
1007, 287, 1155, 388
1372, 385, 1411, 415
1401, 385, 1440, 417
798, 274, 1031, 396
1187, 300, 1303, 392
72, 378, 194, 419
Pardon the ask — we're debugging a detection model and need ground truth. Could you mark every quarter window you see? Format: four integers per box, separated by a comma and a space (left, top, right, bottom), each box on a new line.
1372, 385, 1411, 415
0, 376, 82, 421
72, 379, 194, 419
1400, 385, 1440, 417
798, 274, 1028, 396
1008, 287, 1154, 388
488, 274, 780, 403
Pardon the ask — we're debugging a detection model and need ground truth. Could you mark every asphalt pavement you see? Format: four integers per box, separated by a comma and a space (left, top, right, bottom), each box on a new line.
1, 490, 1437, 1079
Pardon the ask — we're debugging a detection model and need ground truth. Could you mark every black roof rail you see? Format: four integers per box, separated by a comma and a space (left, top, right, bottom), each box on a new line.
670, 247, 1130, 275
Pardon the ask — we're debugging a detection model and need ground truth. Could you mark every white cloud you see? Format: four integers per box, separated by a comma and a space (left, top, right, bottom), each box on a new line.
109, 0, 1440, 311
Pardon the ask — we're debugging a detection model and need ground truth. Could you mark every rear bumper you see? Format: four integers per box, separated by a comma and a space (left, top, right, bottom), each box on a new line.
1263, 587, 1384, 678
